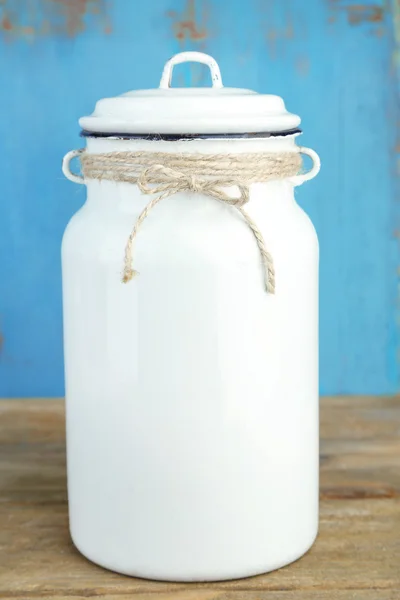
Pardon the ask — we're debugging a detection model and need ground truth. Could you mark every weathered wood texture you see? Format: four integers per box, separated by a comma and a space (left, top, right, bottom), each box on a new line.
0, 397, 399, 599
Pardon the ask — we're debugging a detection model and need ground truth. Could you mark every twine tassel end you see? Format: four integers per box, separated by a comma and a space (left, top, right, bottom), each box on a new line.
122, 268, 139, 283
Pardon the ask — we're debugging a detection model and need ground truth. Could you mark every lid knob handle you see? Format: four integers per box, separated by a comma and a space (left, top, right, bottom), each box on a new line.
159, 51, 223, 89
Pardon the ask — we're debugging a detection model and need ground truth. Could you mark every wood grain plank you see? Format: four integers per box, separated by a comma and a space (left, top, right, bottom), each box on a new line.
0, 397, 399, 599
0, 594, 399, 600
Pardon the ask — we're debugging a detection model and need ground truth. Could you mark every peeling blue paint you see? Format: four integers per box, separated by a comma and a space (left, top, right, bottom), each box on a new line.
0, 0, 398, 396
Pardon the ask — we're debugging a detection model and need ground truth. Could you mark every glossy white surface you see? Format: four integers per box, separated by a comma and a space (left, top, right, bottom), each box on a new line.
62, 135, 319, 581
79, 52, 300, 134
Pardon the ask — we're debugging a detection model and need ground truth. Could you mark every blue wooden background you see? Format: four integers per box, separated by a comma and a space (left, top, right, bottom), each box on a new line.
0, 0, 399, 397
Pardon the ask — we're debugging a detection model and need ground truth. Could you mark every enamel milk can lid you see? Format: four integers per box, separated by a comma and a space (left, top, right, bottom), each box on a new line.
79, 51, 301, 136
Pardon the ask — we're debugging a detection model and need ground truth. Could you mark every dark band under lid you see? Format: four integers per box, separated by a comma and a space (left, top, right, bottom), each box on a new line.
80, 128, 302, 141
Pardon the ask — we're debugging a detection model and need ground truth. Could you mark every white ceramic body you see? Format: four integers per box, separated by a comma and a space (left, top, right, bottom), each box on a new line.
62, 135, 319, 582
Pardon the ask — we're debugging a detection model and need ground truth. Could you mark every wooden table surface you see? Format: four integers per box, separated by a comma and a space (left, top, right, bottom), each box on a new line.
0, 397, 399, 600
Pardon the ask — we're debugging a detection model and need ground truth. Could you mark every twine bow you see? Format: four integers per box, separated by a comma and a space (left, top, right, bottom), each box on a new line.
136, 164, 250, 206
124, 163, 275, 293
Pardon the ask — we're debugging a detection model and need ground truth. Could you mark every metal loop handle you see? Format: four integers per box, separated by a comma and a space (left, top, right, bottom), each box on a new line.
62, 149, 85, 184
159, 51, 223, 89
290, 147, 321, 186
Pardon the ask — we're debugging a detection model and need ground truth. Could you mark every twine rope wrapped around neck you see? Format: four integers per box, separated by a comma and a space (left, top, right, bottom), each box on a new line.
80, 150, 303, 294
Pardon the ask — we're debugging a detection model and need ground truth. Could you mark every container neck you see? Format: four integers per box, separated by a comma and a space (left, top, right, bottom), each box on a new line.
85, 133, 301, 155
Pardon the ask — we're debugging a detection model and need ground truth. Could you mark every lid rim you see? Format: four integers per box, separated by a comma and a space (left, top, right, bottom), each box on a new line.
80, 128, 302, 140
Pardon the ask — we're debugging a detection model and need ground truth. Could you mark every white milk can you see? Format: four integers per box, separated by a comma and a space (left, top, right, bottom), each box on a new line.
62, 51, 321, 581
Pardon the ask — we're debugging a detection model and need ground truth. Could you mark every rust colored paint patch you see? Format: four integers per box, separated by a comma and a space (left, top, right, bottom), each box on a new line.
392, 0, 400, 67
372, 25, 385, 36
345, 4, 384, 25
1, 13, 34, 37
296, 55, 310, 76
167, 0, 209, 44
2, 15, 12, 30
259, 1, 297, 60
327, 2, 386, 32
0, 0, 111, 40
166, 0, 210, 85
285, 12, 295, 39
265, 22, 295, 59
103, 19, 112, 34
266, 28, 278, 59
